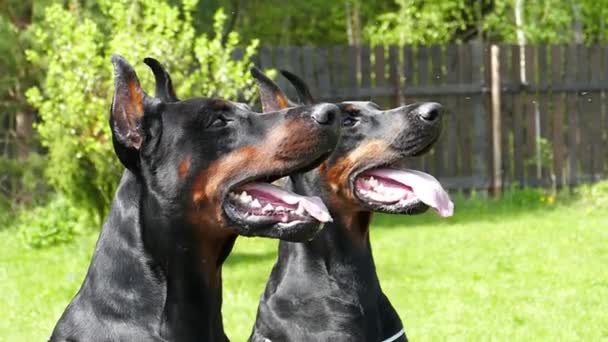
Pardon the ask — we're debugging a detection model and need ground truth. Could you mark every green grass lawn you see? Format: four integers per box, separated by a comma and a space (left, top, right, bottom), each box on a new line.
1, 195, 607, 341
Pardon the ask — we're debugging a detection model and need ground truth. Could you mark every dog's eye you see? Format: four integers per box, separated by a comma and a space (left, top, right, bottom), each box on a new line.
342, 116, 359, 127
208, 115, 231, 128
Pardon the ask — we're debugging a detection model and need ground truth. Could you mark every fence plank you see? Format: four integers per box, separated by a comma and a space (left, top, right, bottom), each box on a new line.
588, 45, 603, 179
374, 46, 386, 88
259, 46, 273, 69
459, 44, 473, 178
360, 46, 371, 92
511, 45, 525, 186
565, 45, 579, 187
499, 44, 513, 184
524, 45, 538, 186
316, 48, 331, 97
402, 45, 414, 103
388, 46, 401, 106
347, 46, 359, 97
330, 46, 345, 91
537, 45, 551, 184
430, 45, 445, 177
551, 45, 566, 188
417, 46, 432, 172
445, 44, 459, 178
302, 47, 315, 95
471, 41, 489, 189
576, 45, 594, 180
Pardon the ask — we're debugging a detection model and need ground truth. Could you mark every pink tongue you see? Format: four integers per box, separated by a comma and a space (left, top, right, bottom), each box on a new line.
364, 168, 454, 217
239, 183, 333, 223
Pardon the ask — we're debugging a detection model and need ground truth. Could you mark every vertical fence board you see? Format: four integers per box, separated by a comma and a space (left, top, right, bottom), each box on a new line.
565, 45, 579, 186
471, 41, 489, 188
551, 45, 566, 188
537, 45, 551, 183
499, 45, 513, 184
430, 45, 445, 177
287, 46, 302, 79
388, 46, 400, 106
417, 46, 432, 172
316, 48, 331, 97
347, 46, 359, 97
577, 45, 593, 180
588, 45, 603, 179
459, 44, 473, 178
524, 45, 538, 186
511, 45, 525, 186
302, 47, 315, 95
360, 46, 371, 91
445, 44, 459, 178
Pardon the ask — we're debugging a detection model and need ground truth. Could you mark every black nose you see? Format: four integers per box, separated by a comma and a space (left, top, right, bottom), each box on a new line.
311, 103, 338, 125
417, 102, 443, 122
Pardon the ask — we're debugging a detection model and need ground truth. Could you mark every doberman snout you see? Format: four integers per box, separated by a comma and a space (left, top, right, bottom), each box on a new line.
311, 103, 339, 125
415, 102, 443, 123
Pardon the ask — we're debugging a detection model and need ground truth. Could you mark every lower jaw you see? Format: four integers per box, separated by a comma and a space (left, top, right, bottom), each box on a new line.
355, 195, 429, 214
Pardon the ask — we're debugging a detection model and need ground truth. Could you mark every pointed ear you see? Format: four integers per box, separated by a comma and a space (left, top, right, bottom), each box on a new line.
143, 57, 179, 102
250, 66, 291, 112
280, 70, 315, 105
111, 54, 146, 151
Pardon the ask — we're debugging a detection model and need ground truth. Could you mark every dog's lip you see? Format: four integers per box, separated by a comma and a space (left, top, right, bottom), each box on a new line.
352, 166, 454, 217
221, 171, 332, 226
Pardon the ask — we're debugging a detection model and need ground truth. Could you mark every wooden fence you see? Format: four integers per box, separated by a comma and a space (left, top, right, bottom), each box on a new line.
252, 43, 608, 191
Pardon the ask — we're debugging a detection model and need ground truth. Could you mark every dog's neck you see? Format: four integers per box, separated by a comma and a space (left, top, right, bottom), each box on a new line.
251, 173, 404, 340
74, 170, 232, 341
282, 172, 380, 286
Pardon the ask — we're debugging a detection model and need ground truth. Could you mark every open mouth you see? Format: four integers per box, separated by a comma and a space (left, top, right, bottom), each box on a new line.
353, 167, 454, 217
223, 181, 332, 227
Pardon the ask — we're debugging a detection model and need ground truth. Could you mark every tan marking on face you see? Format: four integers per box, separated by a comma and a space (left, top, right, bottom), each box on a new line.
319, 139, 396, 246
189, 118, 318, 229
178, 155, 191, 179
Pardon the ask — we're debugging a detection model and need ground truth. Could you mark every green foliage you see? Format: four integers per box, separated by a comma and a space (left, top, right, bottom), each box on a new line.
366, 0, 472, 45
17, 194, 94, 248
25, 0, 259, 219
366, 0, 608, 45
576, 180, 608, 212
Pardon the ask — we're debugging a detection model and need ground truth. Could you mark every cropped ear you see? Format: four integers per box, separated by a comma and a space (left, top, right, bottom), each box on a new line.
110, 54, 154, 170
280, 70, 315, 105
250, 66, 291, 112
143, 57, 179, 102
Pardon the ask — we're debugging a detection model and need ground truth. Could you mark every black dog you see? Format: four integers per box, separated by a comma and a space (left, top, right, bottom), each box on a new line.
50, 56, 340, 341
249, 71, 453, 341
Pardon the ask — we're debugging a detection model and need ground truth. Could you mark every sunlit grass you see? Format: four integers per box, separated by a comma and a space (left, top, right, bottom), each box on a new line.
1, 191, 607, 341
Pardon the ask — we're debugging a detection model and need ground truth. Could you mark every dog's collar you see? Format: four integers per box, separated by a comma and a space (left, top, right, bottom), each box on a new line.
382, 328, 405, 342
259, 328, 404, 342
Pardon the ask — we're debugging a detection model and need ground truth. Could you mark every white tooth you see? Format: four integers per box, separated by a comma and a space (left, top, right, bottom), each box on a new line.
239, 191, 251, 203
295, 202, 305, 215
377, 183, 385, 192
250, 199, 261, 208
263, 203, 274, 212
276, 206, 285, 212
360, 190, 368, 195
369, 177, 378, 187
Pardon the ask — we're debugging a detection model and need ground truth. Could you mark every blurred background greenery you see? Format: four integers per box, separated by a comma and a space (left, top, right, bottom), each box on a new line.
1, 0, 608, 340
1, 0, 608, 246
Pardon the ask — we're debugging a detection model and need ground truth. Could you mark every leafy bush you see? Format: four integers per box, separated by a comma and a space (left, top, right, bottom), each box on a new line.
576, 180, 608, 212
18, 195, 95, 248
25, 0, 259, 222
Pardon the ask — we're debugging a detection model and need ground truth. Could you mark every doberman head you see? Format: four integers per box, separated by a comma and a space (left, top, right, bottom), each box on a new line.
252, 69, 453, 243
110, 55, 340, 244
